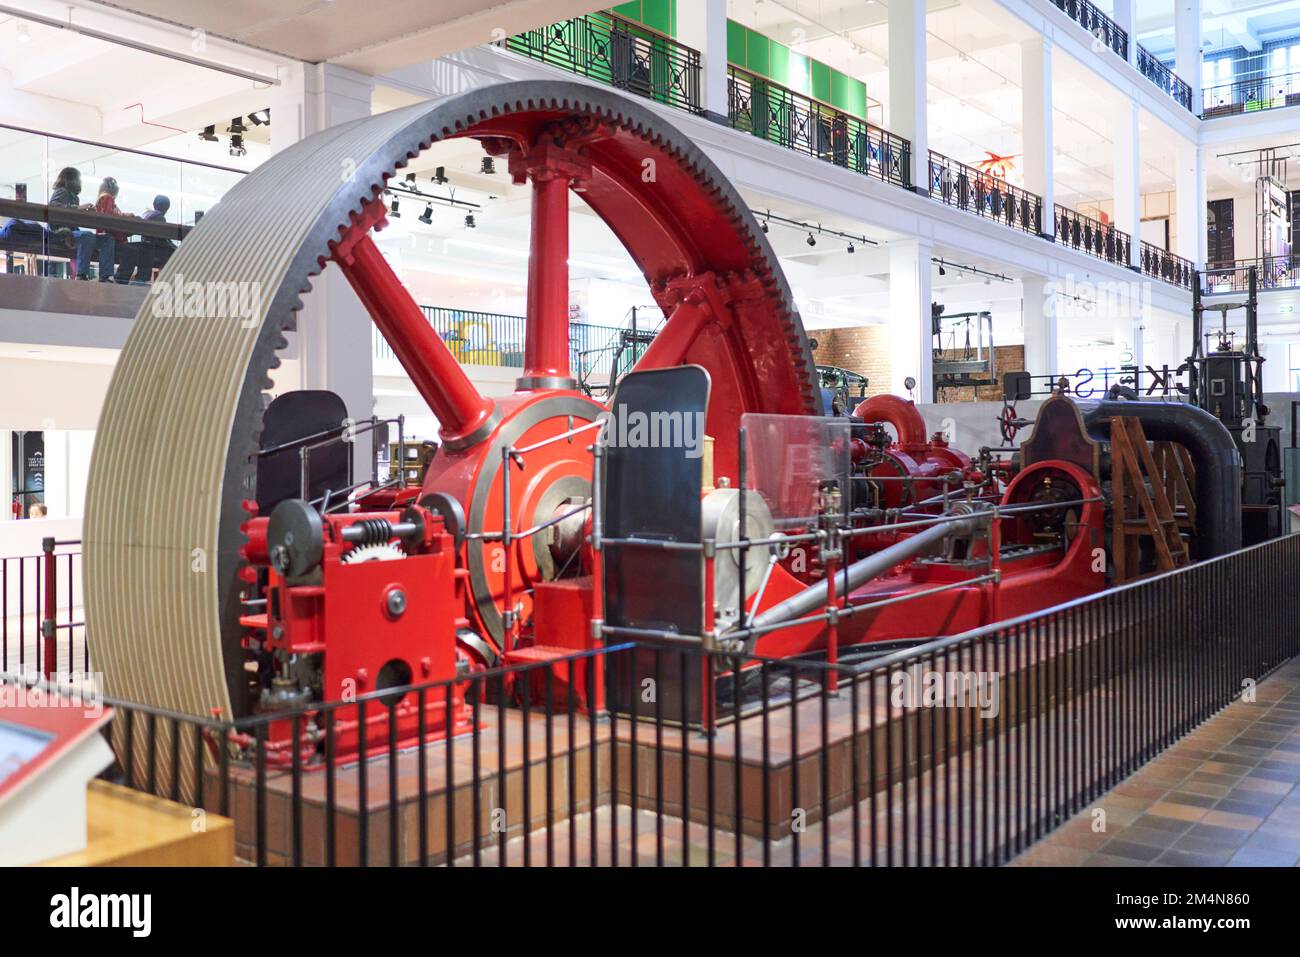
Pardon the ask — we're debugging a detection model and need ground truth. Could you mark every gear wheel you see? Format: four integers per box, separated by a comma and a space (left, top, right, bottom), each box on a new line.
341, 542, 405, 563
85, 80, 819, 732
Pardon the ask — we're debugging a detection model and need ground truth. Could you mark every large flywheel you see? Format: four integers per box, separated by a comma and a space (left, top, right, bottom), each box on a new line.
84, 81, 819, 721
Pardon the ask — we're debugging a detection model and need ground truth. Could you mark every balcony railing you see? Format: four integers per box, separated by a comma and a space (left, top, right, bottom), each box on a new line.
1054, 205, 1131, 265
0, 122, 244, 281
1202, 71, 1300, 118
373, 306, 659, 384
503, 11, 702, 114
1136, 45, 1194, 112
726, 65, 912, 190
1140, 241, 1195, 290
928, 151, 1042, 235
1049, 0, 1127, 60
1203, 255, 1298, 294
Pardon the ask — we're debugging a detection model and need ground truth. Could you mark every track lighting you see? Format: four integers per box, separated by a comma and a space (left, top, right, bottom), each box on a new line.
434, 167, 448, 185
480, 157, 496, 175
229, 116, 246, 135
938, 265, 946, 276
806, 233, 817, 247
847, 243, 855, 254
199, 125, 218, 143
248, 109, 270, 126
405, 173, 418, 186
419, 204, 433, 225
229, 134, 246, 157
389, 197, 400, 217
465, 213, 476, 229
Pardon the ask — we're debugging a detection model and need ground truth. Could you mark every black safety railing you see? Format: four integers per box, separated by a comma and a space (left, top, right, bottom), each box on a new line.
1054, 205, 1131, 265
503, 11, 702, 114
1202, 71, 1300, 117
1203, 255, 1299, 294
727, 65, 912, 190
928, 151, 1043, 235
1049, 0, 1128, 60
1140, 241, 1196, 290
1136, 45, 1194, 112
19, 530, 1298, 867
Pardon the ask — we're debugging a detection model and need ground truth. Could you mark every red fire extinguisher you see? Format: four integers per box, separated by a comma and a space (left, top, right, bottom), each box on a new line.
11, 498, 21, 520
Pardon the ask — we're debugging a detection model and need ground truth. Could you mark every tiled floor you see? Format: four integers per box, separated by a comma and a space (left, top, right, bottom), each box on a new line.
1012, 657, 1300, 867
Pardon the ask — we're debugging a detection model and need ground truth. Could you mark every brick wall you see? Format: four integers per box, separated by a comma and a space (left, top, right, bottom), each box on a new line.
809, 329, 1022, 403
809, 326, 893, 397
933, 344, 1024, 402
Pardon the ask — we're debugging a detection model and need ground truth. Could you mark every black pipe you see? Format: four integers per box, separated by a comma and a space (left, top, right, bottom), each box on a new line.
1080, 400, 1241, 558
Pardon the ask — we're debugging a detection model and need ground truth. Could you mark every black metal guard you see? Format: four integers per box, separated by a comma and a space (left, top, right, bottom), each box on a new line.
503, 12, 702, 115
928, 151, 1043, 235
727, 65, 912, 190
1055, 204, 1131, 265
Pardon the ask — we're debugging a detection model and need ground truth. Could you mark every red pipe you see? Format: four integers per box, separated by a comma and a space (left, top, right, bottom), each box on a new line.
852, 394, 929, 449
42, 539, 57, 680
335, 233, 495, 447
523, 171, 572, 383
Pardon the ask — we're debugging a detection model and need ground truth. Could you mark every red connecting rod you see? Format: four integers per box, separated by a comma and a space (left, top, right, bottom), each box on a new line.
331, 201, 496, 448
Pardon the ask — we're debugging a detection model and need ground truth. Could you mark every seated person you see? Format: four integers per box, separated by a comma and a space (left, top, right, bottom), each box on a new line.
115, 194, 177, 283
47, 167, 115, 280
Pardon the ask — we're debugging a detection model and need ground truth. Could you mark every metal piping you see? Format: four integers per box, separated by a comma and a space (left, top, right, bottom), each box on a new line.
1080, 400, 1242, 557
749, 512, 983, 631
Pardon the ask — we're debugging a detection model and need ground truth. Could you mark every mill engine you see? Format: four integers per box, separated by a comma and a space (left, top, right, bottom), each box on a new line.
81, 80, 1243, 769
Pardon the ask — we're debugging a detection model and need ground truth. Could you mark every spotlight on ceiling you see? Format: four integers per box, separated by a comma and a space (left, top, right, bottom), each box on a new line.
247, 109, 270, 126
761, 218, 769, 233
228, 116, 246, 135
389, 197, 401, 217
938, 264, 947, 276
480, 156, 496, 175
465, 213, 476, 229
434, 166, 448, 185
847, 243, 855, 254
405, 172, 417, 186
199, 125, 218, 143
806, 233, 817, 247
229, 134, 246, 157
419, 204, 433, 225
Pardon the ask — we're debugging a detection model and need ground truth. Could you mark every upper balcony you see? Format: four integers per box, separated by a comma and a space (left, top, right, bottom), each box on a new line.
0, 122, 243, 288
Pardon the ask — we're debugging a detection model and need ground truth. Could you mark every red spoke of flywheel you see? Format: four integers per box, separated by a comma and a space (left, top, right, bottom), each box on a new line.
331, 199, 496, 448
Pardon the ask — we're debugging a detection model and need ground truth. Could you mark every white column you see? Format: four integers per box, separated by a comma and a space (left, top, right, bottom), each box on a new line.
677, 0, 728, 123
1112, 0, 1137, 66
1021, 276, 1057, 380
888, 0, 929, 193
1174, 141, 1205, 266
1021, 37, 1055, 236
889, 240, 933, 401
1174, 0, 1203, 106
271, 63, 377, 468
1112, 102, 1141, 268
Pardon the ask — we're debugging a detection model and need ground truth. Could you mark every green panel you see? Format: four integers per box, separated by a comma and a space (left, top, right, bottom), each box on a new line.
727, 19, 747, 65
746, 28, 770, 76
640, 0, 674, 35
831, 71, 851, 111
846, 78, 868, 117
610, 2, 641, 21
810, 60, 832, 103
769, 41, 790, 85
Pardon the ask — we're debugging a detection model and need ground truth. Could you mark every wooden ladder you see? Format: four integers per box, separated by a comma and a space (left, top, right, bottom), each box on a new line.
1111, 417, 1191, 582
